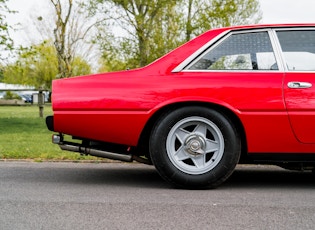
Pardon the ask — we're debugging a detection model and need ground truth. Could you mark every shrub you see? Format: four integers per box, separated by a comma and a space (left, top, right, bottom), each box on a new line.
3, 91, 21, 100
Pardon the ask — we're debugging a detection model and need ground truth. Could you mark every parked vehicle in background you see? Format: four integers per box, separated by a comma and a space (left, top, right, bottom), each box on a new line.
46, 24, 315, 189
18, 94, 33, 103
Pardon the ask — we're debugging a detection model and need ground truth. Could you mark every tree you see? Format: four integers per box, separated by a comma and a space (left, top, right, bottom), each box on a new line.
3, 41, 91, 89
0, 65, 3, 81
183, 0, 262, 41
88, 0, 261, 71
0, 0, 16, 62
194, 0, 262, 38
31, 0, 98, 78
89, 0, 182, 70
147, 2, 183, 62
72, 56, 92, 76
3, 41, 58, 89
50, 0, 73, 78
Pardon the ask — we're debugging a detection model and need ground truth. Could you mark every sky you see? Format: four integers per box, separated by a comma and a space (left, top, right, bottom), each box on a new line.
259, 0, 315, 23
4, 0, 315, 47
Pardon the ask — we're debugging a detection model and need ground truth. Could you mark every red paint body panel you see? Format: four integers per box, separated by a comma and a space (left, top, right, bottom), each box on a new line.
284, 72, 315, 144
51, 24, 315, 155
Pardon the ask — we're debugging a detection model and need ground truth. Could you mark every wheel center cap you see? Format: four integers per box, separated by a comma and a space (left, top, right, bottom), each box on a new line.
190, 141, 201, 151
185, 135, 205, 156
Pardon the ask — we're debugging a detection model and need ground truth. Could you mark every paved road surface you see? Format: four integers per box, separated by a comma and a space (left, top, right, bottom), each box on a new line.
0, 162, 315, 230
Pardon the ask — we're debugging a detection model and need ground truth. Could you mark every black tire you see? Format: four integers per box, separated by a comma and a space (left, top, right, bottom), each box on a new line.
149, 106, 241, 189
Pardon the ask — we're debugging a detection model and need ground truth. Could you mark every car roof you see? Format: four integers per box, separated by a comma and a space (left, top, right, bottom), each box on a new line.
145, 23, 315, 74
219, 23, 315, 31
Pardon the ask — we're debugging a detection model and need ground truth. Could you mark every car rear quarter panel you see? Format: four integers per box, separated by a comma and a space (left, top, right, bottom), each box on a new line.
53, 70, 290, 152
51, 27, 229, 146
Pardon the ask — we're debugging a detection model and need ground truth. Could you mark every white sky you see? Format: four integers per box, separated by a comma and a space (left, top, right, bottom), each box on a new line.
259, 0, 315, 23
5, 0, 315, 47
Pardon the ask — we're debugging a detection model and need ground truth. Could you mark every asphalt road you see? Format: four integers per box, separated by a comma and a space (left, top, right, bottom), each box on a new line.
0, 161, 315, 230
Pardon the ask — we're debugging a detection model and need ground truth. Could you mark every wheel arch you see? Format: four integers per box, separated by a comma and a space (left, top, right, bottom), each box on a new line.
137, 101, 248, 160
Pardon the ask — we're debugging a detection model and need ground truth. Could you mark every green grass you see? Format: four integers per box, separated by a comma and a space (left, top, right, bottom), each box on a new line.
0, 105, 99, 161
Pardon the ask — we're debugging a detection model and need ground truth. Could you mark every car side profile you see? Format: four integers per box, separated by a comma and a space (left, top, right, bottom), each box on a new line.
46, 24, 315, 188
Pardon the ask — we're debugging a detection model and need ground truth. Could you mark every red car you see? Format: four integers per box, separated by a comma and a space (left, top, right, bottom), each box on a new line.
46, 24, 315, 188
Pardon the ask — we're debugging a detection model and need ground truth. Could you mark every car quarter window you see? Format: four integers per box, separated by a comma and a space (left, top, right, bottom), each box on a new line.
276, 30, 315, 71
188, 31, 278, 71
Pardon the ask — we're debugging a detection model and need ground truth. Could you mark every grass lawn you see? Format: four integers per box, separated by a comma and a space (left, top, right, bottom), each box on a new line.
0, 105, 99, 161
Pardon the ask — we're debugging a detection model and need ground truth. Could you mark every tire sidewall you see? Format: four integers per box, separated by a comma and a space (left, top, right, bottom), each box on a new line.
149, 106, 241, 188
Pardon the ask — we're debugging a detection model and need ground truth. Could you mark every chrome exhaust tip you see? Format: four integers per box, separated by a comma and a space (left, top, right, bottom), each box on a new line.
52, 134, 62, 144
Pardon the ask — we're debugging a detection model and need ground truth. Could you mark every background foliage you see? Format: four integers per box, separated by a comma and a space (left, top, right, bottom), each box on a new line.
0, 0, 14, 59
91, 0, 261, 71
3, 40, 91, 89
1, 0, 261, 89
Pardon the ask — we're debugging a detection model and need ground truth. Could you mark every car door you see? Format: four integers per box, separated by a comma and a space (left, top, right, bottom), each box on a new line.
278, 29, 315, 143
178, 29, 293, 153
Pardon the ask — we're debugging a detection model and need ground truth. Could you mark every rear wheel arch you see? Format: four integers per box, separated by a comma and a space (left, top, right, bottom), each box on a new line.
137, 102, 248, 163
148, 105, 241, 188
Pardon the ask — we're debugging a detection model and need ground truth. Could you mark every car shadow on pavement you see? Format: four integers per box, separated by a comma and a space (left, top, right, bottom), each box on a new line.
39, 163, 315, 189
223, 165, 315, 189
8, 162, 314, 189
69, 165, 169, 188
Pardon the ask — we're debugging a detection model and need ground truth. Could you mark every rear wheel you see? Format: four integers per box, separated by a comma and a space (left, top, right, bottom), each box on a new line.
149, 106, 241, 189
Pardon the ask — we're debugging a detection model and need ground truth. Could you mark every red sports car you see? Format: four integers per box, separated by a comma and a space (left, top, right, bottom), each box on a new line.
46, 24, 315, 188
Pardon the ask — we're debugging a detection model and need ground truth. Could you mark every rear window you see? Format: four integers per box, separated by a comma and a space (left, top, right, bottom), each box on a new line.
188, 31, 278, 71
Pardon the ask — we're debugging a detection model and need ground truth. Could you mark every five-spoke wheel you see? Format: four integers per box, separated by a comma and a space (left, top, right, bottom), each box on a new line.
166, 116, 224, 175
150, 106, 241, 189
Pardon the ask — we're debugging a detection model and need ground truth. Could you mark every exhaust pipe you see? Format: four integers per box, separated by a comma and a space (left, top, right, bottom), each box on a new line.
52, 134, 151, 164
59, 143, 133, 162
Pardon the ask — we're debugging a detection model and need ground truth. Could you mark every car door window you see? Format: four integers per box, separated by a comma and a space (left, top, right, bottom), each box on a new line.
277, 30, 315, 71
188, 31, 278, 71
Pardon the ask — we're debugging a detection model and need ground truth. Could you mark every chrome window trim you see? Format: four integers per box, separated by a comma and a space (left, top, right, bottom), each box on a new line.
275, 27, 315, 32
179, 69, 282, 73
268, 29, 286, 72
173, 28, 285, 73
